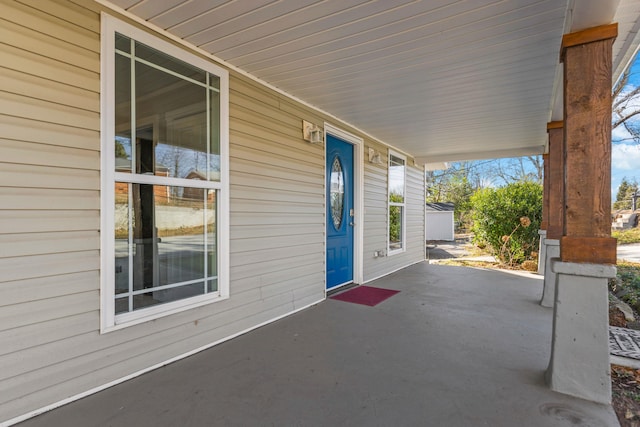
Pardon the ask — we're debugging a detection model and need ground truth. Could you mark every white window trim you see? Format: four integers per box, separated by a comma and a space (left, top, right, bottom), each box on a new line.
387, 150, 407, 256
100, 14, 229, 333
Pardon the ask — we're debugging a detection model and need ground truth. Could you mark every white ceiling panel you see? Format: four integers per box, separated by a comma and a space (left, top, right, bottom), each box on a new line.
105, 0, 640, 163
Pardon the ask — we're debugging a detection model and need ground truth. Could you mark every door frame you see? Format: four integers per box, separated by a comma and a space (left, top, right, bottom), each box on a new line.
324, 122, 363, 294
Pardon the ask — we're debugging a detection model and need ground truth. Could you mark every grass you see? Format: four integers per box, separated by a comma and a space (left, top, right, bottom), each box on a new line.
611, 261, 640, 310
613, 227, 640, 244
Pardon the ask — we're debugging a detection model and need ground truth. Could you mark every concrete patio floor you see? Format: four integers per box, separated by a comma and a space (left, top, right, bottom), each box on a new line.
18, 262, 619, 427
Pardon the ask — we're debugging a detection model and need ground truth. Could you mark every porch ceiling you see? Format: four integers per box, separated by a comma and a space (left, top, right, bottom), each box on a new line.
102, 0, 640, 164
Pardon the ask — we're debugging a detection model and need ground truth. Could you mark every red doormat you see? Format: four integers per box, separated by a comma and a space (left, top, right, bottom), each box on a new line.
330, 285, 400, 307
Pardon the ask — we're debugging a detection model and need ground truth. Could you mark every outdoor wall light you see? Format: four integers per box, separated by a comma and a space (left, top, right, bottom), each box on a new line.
302, 120, 324, 144
368, 148, 382, 164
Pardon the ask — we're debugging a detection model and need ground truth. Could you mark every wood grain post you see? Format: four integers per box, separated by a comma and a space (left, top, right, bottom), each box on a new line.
546, 121, 564, 240
560, 23, 617, 264
541, 153, 549, 231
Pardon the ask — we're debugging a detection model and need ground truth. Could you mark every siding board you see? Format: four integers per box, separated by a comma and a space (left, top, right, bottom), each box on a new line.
0, 188, 99, 211
231, 233, 323, 253
230, 211, 321, 226
0, 230, 99, 258
229, 243, 324, 266
0, 312, 98, 357
0, 17, 99, 72
231, 224, 323, 240
231, 131, 322, 164
0, 67, 99, 112
0, 291, 98, 333
230, 253, 319, 280
0, 250, 99, 283
231, 160, 320, 185
230, 143, 320, 172
0, 43, 98, 92
17, 0, 101, 34
0, 163, 99, 190
232, 173, 323, 195
0, 91, 99, 131
0, 209, 98, 234
0, 139, 99, 170
1, 115, 99, 150
0, 271, 98, 307
3, 0, 99, 50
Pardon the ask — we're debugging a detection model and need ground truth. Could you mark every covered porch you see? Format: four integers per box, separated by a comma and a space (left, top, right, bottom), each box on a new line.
18, 262, 618, 426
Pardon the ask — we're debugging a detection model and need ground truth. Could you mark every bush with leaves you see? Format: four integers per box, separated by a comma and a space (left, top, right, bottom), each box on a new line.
470, 181, 542, 265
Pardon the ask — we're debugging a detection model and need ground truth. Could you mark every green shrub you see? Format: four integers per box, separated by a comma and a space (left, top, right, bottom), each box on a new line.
613, 227, 640, 244
611, 262, 640, 311
470, 181, 543, 265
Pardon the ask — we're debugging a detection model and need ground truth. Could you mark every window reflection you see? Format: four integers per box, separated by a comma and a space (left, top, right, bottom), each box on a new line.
114, 33, 221, 182
114, 184, 217, 314
389, 154, 405, 202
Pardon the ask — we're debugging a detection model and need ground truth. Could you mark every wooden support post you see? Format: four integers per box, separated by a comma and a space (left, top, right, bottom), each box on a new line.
541, 153, 550, 230
560, 23, 617, 264
546, 24, 618, 404
546, 121, 564, 240
540, 122, 563, 306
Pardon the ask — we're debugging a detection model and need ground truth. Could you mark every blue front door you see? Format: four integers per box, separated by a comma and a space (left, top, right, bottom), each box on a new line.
326, 134, 354, 290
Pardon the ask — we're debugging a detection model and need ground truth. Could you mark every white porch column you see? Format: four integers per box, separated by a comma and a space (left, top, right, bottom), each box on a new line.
540, 238, 559, 307
537, 230, 547, 275
546, 23, 617, 404
547, 261, 616, 403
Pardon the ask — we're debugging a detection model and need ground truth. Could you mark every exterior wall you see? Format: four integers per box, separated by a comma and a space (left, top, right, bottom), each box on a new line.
0, 0, 425, 423
425, 212, 455, 241
363, 142, 426, 282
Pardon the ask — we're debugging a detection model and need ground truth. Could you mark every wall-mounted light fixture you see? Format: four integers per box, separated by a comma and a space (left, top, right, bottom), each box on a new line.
302, 120, 323, 144
368, 148, 382, 164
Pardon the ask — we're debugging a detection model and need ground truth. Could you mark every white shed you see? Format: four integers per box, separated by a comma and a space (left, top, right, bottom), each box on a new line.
425, 203, 455, 241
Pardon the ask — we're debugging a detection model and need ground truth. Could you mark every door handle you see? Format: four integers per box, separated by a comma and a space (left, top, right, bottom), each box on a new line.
349, 222, 355, 226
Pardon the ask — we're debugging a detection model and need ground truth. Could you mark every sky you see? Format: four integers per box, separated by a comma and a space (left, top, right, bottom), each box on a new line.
612, 52, 640, 199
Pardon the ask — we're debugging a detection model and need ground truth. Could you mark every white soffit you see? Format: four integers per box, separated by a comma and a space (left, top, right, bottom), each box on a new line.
104, 0, 638, 164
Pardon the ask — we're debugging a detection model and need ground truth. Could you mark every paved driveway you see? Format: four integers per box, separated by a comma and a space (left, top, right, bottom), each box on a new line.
618, 243, 640, 262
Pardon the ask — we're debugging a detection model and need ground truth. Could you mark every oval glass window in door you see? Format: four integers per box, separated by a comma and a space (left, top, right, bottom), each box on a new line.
330, 156, 345, 230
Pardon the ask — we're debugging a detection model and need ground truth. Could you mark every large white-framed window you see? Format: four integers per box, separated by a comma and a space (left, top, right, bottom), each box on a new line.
388, 151, 406, 255
101, 15, 229, 332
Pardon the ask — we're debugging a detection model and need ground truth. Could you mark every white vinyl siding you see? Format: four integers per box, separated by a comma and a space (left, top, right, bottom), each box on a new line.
363, 145, 425, 282
0, 1, 424, 424
0, 2, 324, 422
229, 76, 325, 310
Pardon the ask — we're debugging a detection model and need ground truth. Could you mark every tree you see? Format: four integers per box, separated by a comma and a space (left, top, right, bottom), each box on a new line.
470, 181, 543, 265
613, 65, 640, 142
483, 156, 543, 186
614, 177, 639, 210
115, 140, 128, 159
426, 163, 476, 231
